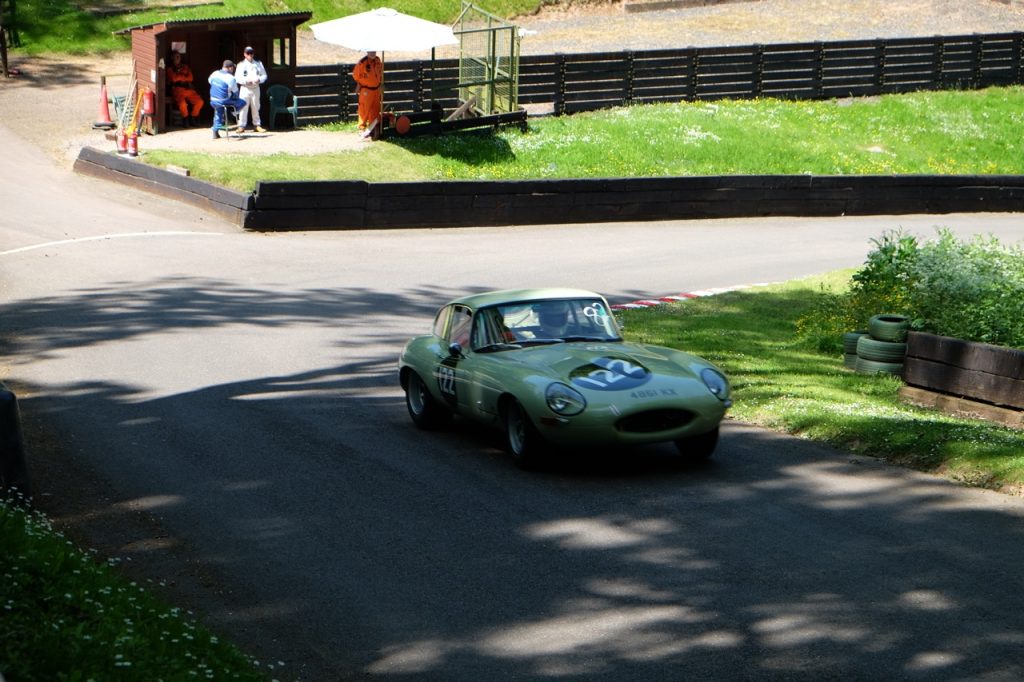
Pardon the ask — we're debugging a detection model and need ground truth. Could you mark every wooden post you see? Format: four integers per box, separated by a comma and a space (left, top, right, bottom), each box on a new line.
814, 42, 824, 99
924, 38, 936, 91
0, 25, 7, 78
753, 45, 763, 98
971, 34, 983, 88
413, 60, 424, 112
875, 42, 886, 94
625, 50, 634, 106
1013, 32, 1024, 85
689, 50, 699, 101
340, 64, 350, 123
553, 53, 566, 116
938, 35, 948, 87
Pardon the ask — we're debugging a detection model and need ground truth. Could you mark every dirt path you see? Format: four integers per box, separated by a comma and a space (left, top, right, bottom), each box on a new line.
1, 0, 1022, 167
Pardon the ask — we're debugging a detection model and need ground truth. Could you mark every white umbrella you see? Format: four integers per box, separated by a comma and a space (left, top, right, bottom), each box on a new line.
310, 7, 458, 53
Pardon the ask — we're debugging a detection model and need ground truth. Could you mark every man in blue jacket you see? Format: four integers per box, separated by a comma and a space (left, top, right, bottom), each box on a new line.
208, 60, 246, 139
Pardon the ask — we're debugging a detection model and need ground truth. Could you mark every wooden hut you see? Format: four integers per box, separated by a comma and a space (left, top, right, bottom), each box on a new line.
116, 12, 312, 133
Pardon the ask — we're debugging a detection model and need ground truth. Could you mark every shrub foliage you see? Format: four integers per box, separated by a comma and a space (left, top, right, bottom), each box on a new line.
798, 229, 1024, 352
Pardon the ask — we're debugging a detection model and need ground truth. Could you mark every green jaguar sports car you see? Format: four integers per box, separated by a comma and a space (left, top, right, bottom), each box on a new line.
398, 288, 732, 468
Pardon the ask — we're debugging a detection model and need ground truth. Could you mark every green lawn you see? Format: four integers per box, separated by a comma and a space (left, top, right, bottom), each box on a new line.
142, 86, 1024, 191
619, 272, 1024, 492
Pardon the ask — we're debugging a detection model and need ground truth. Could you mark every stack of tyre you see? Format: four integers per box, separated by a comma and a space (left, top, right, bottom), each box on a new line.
843, 314, 910, 376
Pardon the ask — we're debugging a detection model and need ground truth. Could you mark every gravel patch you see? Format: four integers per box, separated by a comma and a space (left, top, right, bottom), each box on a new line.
514, 0, 1024, 54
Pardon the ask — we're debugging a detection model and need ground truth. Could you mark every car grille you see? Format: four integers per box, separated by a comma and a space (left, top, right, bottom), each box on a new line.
616, 409, 694, 434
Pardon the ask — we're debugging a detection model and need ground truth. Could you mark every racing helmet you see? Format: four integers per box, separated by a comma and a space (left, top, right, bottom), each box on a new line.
536, 300, 570, 332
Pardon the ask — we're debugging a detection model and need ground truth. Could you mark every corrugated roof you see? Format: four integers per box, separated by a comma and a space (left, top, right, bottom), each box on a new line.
115, 11, 313, 35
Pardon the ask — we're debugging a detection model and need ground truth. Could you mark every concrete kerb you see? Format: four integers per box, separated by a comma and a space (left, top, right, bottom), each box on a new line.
610, 283, 780, 309
73, 146, 1024, 230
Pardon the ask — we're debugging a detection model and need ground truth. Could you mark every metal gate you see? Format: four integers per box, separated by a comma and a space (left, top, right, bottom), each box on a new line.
453, 2, 520, 115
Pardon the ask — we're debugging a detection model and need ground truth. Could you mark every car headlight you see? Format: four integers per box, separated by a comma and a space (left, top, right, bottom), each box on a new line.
546, 383, 587, 416
700, 368, 731, 402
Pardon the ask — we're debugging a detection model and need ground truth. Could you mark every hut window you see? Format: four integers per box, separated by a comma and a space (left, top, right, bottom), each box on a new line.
271, 37, 291, 68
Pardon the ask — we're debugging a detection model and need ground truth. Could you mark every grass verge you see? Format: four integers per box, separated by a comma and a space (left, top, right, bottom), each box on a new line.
618, 271, 1024, 493
0, 491, 274, 681
142, 86, 1024, 191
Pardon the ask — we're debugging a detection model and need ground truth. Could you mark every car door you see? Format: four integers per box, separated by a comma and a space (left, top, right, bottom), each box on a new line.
460, 307, 514, 421
433, 304, 474, 413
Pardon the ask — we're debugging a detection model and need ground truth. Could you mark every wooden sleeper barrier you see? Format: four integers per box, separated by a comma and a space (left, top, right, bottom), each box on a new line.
72, 146, 1024, 230
900, 331, 1024, 429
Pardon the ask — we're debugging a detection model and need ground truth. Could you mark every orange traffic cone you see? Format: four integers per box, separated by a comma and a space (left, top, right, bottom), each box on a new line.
93, 76, 115, 130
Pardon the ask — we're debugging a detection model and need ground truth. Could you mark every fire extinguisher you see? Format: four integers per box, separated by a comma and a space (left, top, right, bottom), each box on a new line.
115, 128, 128, 154
127, 132, 139, 157
142, 87, 155, 116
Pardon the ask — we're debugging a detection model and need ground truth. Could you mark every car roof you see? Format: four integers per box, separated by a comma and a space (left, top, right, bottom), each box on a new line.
448, 288, 606, 310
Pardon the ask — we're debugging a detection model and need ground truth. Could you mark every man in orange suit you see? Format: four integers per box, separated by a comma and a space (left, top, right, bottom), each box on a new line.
167, 50, 204, 127
351, 50, 383, 138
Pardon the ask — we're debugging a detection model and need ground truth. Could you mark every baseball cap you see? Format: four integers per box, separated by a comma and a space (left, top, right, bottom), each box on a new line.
244, 46, 254, 54
223, 59, 235, 69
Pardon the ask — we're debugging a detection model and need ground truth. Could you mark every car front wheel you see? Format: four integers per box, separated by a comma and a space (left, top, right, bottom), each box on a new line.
674, 427, 719, 461
505, 400, 544, 469
405, 371, 450, 430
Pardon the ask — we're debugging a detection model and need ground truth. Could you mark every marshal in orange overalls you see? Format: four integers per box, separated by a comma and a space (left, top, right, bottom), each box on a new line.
168, 51, 204, 125
352, 51, 383, 133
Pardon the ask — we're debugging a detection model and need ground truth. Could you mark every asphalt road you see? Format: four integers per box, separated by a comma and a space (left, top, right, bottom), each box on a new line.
3, 124, 1024, 680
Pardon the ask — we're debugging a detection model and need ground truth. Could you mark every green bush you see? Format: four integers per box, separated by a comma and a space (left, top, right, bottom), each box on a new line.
796, 230, 919, 353
912, 231, 1024, 347
798, 229, 1024, 352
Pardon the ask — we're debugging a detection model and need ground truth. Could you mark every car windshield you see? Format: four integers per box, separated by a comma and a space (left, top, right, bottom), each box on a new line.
471, 298, 623, 350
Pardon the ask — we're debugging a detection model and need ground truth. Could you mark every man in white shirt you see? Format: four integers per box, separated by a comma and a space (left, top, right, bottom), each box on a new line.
236, 46, 268, 132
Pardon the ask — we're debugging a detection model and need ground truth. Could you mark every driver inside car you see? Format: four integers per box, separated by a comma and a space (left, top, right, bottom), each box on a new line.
534, 300, 572, 338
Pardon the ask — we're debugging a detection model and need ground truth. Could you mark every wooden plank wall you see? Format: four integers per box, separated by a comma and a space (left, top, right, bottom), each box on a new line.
71, 146, 1024, 231
73, 147, 253, 224
295, 32, 1024, 125
243, 174, 1024, 230
903, 331, 1024, 411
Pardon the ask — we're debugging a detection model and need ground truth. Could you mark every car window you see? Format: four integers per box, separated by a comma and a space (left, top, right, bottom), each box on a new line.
432, 305, 452, 338
575, 299, 619, 337
472, 307, 515, 349
447, 305, 473, 348
497, 299, 621, 341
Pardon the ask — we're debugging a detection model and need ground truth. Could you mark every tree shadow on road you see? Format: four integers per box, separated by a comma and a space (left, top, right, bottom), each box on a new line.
6, 277, 1024, 680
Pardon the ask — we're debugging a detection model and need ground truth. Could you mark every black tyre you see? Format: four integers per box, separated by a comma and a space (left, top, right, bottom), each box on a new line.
843, 330, 869, 355
868, 314, 911, 343
504, 399, 545, 469
855, 357, 904, 376
674, 427, 719, 461
856, 336, 907, 362
404, 371, 451, 430
843, 353, 858, 370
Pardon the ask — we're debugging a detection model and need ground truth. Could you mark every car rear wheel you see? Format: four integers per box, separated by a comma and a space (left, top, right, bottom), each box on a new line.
674, 427, 719, 461
405, 371, 450, 430
505, 400, 544, 469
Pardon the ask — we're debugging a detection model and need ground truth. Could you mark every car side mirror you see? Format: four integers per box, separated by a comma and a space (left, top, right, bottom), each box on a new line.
448, 342, 464, 358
